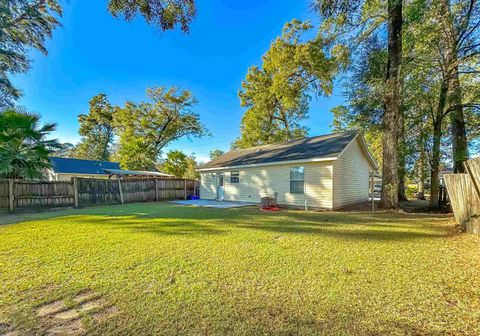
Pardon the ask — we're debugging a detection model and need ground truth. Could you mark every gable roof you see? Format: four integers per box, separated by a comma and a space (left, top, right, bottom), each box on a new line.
199, 131, 368, 171
49, 157, 120, 175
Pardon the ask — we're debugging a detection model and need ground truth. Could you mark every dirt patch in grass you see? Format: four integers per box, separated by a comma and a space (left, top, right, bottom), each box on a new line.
46, 319, 84, 335
4, 290, 118, 335
36, 300, 66, 318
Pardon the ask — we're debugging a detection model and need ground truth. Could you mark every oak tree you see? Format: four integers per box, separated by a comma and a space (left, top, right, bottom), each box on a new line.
234, 20, 337, 149
114, 87, 208, 170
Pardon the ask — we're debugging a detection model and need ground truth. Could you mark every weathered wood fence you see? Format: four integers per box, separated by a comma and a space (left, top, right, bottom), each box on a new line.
0, 178, 198, 213
444, 157, 480, 235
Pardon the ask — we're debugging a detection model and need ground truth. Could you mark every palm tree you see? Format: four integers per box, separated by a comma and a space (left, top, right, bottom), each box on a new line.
0, 108, 60, 179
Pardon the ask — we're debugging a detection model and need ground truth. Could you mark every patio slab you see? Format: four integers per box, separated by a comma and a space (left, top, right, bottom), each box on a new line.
170, 200, 256, 209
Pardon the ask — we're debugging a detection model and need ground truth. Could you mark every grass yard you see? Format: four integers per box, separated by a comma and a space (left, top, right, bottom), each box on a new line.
1, 203, 480, 335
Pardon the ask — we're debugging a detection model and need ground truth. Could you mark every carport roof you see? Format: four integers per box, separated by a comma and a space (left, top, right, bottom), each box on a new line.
199, 131, 361, 171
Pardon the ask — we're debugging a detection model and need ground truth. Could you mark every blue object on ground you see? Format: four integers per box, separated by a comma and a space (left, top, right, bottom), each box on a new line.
170, 200, 255, 208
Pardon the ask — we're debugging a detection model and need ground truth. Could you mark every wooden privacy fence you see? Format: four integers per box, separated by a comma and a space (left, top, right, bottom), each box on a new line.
444, 157, 480, 235
0, 177, 198, 213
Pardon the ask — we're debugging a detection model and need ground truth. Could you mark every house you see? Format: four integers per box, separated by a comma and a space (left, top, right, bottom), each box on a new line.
45, 157, 121, 181
197, 131, 378, 210
45, 157, 174, 181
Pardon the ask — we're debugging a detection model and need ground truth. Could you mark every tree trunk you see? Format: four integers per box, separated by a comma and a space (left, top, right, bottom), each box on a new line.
449, 68, 468, 172
416, 138, 426, 200
417, 178, 425, 200
430, 80, 449, 208
381, 0, 402, 210
398, 108, 407, 201
282, 116, 291, 141
430, 122, 441, 208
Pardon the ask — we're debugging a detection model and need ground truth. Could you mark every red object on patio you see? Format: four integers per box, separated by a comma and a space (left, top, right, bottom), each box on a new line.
260, 206, 281, 212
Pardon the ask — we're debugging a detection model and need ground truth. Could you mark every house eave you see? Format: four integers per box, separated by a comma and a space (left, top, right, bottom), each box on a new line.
197, 157, 338, 172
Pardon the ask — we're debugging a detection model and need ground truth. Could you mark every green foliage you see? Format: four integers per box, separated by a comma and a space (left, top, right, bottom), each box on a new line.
71, 94, 116, 161
162, 150, 189, 177
209, 149, 224, 161
50, 142, 75, 158
401, 0, 480, 205
405, 184, 418, 199
161, 150, 199, 179
313, 0, 385, 66
329, 39, 386, 168
184, 154, 199, 179
114, 87, 208, 170
329, 38, 384, 131
0, 0, 62, 108
0, 108, 60, 179
107, 0, 196, 32
331, 105, 383, 167
233, 20, 337, 149
461, 72, 480, 157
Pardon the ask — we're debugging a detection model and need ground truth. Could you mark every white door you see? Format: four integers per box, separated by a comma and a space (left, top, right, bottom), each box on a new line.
216, 173, 224, 201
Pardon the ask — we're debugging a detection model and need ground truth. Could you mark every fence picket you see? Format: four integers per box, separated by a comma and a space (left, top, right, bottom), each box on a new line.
444, 156, 480, 235
0, 177, 198, 213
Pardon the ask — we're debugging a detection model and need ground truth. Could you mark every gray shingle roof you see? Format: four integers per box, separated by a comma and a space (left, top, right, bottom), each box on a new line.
199, 131, 358, 170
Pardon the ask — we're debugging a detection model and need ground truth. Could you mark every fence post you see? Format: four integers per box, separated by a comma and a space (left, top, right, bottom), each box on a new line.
8, 179, 14, 213
73, 177, 79, 208
184, 179, 187, 200
118, 179, 124, 204
155, 179, 159, 201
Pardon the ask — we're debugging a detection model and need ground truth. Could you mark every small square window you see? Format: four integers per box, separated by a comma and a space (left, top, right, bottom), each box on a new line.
230, 171, 239, 184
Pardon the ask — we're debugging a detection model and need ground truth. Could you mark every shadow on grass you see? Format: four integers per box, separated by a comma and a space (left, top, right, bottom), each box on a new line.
238, 221, 449, 241
74, 216, 227, 236
1, 202, 455, 242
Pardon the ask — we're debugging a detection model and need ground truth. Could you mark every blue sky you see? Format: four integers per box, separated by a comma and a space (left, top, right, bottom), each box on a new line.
12, 0, 345, 163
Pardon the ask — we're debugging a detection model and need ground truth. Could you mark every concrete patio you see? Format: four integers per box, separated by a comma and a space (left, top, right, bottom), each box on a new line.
170, 199, 256, 208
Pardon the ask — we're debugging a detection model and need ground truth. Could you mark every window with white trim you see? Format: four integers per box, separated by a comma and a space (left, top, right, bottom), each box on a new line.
230, 171, 239, 184
290, 166, 304, 194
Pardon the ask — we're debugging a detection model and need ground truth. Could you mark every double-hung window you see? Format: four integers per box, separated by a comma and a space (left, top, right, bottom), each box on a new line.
230, 171, 239, 184
290, 166, 304, 194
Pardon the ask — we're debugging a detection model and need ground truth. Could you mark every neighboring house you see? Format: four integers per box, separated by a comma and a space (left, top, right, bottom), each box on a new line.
45, 157, 121, 181
45, 157, 175, 181
197, 131, 378, 210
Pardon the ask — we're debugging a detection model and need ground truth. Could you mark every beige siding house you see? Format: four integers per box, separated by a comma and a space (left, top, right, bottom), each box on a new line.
198, 131, 377, 210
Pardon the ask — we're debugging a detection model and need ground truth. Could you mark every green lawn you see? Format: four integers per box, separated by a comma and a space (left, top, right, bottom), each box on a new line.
1, 203, 479, 335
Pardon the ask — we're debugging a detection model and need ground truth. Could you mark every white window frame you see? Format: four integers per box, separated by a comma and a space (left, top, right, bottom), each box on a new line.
230, 171, 240, 184
290, 166, 305, 194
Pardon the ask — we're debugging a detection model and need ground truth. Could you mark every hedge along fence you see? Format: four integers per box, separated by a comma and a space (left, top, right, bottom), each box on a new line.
444, 157, 480, 235
0, 177, 198, 213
